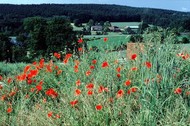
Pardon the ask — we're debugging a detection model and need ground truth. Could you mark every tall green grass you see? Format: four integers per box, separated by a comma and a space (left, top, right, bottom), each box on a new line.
0, 31, 190, 126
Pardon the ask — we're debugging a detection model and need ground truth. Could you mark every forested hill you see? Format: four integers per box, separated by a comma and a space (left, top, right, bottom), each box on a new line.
0, 4, 190, 28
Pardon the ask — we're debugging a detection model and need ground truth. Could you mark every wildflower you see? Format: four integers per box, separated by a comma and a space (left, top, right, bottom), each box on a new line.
48, 111, 53, 118
174, 87, 182, 94
54, 52, 61, 59
0, 75, 3, 81
145, 61, 152, 68
116, 67, 121, 73
7, 78, 12, 84
103, 37, 108, 42
9, 91, 16, 97
78, 38, 83, 43
127, 89, 131, 94
39, 58, 45, 68
117, 89, 124, 98
36, 85, 42, 91
27, 79, 33, 85
96, 104, 103, 110
130, 87, 138, 92
86, 83, 94, 90
24, 65, 31, 73
102, 61, 109, 68
76, 79, 81, 86
70, 100, 78, 107
28, 69, 38, 78
125, 80, 131, 86
63, 54, 72, 64
75, 89, 81, 96
186, 91, 190, 96
87, 90, 93, 95
32, 61, 37, 65
117, 73, 121, 78
57, 70, 62, 75
131, 67, 138, 71
90, 65, 95, 69
85, 70, 91, 76
46, 64, 52, 72
56, 114, 61, 119
78, 47, 83, 52
0, 84, 3, 89
46, 88, 58, 98
130, 54, 137, 60
98, 85, 104, 93
7, 107, 12, 113
92, 59, 97, 64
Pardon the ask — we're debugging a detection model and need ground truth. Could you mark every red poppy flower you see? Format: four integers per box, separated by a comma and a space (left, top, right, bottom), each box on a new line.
24, 65, 31, 73
127, 90, 131, 95
86, 83, 94, 90
116, 67, 121, 73
125, 80, 131, 86
145, 61, 152, 68
174, 87, 182, 94
87, 90, 93, 95
78, 47, 83, 52
98, 85, 104, 93
54, 52, 61, 59
56, 114, 61, 119
117, 73, 121, 78
39, 58, 45, 68
75, 89, 81, 96
117, 89, 124, 98
85, 70, 91, 76
0, 84, 3, 90
92, 59, 97, 64
103, 37, 108, 42
48, 111, 53, 118
36, 85, 42, 91
90, 65, 95, 69
78, 38, 83, 43
46, 65, 52, 72
46, 88, 58, 98
27, 79, 33, 84
76, 79, 81, 86
70, 100, 78, 107
186, 91, 190, 96
130, 87, 137, 92
102, 61, 109, 68
96, 104, 103, 110
57, 70, 62, 75
7, 78, 12, 84
7, 107, 12, 113
131, 54, 137, 60
131, 67, 138, 71
0, 75, 3, 81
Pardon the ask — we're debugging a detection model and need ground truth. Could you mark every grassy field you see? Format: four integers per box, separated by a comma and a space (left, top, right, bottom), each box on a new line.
85, 35, 131, 50
1, 31, 190, 125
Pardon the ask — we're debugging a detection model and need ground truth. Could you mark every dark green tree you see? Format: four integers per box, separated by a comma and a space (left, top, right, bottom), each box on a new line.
23, 17, 47, 59
46, 16, 77, 54
0, 33, 12, 61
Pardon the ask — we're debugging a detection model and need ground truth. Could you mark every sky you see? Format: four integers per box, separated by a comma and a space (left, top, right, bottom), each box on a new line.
0, 0, 190, 12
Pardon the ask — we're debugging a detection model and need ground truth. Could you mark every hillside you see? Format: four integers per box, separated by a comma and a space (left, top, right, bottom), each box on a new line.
0, 4, 190, 28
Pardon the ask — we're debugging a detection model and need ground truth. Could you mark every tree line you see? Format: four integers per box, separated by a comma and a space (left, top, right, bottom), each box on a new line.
0, 4, 190, 35
0, 16, 79, 62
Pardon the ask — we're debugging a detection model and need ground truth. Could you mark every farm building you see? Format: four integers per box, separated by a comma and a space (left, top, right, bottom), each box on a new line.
91, 26, 103, 31
108, 26, 121, 32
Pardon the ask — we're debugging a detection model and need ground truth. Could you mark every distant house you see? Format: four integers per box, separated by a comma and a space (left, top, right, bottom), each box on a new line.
108, 26, 121, 32
124, 26, 139, 34
91, 26, 103, 31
